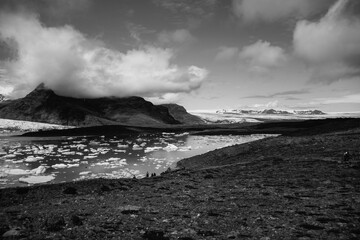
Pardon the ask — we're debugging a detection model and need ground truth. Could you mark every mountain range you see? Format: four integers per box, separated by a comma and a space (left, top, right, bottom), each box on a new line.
0, 84, 204, 127
216, 109, 325, 115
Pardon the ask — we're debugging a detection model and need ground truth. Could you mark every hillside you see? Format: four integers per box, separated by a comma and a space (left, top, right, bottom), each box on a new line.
160, 104, 205, 125
0, 124, 359, 239
0, 84, 195, 127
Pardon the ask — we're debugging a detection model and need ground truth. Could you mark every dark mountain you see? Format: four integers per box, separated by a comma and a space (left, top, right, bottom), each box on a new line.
0, 84, 184, 127
294, 110, 325, 115
161, 104, 205, 125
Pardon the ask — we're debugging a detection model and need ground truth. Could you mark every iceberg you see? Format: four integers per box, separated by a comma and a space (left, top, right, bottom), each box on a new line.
163, 144, 178, 152
144, 146, 162, 153
24, 156, 44, 162
30, 165, 47, 175
132, 144, 143, 151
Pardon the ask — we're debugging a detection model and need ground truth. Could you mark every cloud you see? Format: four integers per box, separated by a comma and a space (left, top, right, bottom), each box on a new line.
293, 0, 360, 83
245, 89, 309, 99
215, 46, 239, 61
308, 93, 360, 106
146, 93, 182, 105
0, 11, 208, 99
252, 100, 279, 109
126, 22, 156, 45
319, 93, 360, 104
232, 0, 332, 22
157, 29, 196, 46
239, 40, 286, 73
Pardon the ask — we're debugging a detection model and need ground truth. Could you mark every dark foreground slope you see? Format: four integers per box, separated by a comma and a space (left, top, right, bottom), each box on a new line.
0, 84, 183, 126
0, 121, 359, 239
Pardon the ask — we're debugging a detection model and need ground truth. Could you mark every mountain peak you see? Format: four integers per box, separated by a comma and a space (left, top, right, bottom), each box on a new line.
35, 83, 48, 90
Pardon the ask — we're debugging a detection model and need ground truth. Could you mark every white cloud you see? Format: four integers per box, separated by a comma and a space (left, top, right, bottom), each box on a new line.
239, 40, 286, 73
215, 46, 239, 61
0, 11, 208, 99
0, 86, 13, 96
293, 0, 360, 83
253, 100, 279, 109
146, 93, 182, 105
157, 29, 196, 46
232, 0, 331, 22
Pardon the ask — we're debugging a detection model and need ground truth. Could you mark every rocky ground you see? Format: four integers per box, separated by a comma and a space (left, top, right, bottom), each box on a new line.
0, 128, 359, 239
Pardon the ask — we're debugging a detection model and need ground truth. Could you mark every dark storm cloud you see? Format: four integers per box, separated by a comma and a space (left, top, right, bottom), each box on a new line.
0, 0, 92, 19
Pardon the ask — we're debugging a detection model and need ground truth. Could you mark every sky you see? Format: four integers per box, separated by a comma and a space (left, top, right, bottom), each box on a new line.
0, 0, 359, 112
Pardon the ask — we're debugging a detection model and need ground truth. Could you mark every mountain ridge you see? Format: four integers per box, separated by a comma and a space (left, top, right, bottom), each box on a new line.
0, 84, 201, 127
216, 108, 325, 115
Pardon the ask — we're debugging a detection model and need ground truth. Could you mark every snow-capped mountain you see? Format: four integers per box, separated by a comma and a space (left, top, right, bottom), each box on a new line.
216, 108, 326, 115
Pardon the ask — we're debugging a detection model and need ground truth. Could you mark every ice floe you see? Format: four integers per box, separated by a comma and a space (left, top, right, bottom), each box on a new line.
19, 175, 55, 184
5, 169, 31, 175
132, 144, 143, 151
51, 164, 68, 169
144, 146, 162, 153
24, 156, 44, 162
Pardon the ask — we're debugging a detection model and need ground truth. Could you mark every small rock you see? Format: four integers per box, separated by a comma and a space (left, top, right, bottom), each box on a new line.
2, 228, 21, 238
119, 205, 142, 214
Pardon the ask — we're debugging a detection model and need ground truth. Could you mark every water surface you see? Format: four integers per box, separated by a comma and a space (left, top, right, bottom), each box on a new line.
0, 132, 275, 188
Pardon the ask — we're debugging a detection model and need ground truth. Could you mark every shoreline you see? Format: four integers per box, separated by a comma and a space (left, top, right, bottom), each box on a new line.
5, 117, 358, 138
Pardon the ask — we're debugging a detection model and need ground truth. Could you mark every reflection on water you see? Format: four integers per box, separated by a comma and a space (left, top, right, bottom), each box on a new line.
0, 132, 276, 188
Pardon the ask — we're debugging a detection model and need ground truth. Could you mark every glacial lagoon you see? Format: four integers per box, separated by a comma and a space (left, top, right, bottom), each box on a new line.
0, 132, 276, 188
